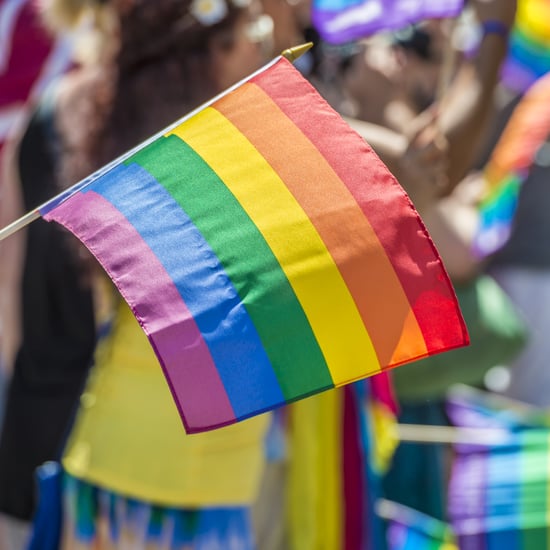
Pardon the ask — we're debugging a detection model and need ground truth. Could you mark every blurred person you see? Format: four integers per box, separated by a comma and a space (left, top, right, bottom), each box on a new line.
0, 1, 101, 547
468, 5, 550, 409
0, 0, 75, 165
0, 0, 76, 432
340, 23, 450, 134
263, 0, 517, 202
339, 0, 517, 204
436, 0, 517, 192
0, 0, 276, 548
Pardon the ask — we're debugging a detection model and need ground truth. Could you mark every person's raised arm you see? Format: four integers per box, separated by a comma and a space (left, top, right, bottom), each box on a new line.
436, 0, 517, 192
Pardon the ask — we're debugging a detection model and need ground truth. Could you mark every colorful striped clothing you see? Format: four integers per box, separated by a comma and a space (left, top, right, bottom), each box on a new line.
61, 474, 254, 550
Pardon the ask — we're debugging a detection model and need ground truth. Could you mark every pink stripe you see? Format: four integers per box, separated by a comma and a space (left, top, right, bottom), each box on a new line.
45, 190, 235, 431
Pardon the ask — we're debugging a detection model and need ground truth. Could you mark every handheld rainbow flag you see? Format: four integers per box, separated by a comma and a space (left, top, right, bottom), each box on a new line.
501, 0, 550, 94
475, 71, 550, 257
311, 0, 463, 45
27, 56, 467, 433
447, 386, 550, 550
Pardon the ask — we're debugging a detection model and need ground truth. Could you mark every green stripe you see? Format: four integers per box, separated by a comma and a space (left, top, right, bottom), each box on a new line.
128, 135, 333, 399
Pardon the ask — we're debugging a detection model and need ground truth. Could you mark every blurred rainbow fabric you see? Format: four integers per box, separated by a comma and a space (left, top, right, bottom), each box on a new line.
501, 0, 550, 94
474, 71, 550, 256
311, 0, 463, 44
447, 386, 550, 549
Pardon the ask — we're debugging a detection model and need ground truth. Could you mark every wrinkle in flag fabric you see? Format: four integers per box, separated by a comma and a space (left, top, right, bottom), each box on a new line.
41, 58, 468, 433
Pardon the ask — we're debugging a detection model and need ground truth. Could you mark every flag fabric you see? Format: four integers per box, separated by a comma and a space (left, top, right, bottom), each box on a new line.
501, 0, 550, 94
40, 57, 467, 433
447, 386, 550, 549
474, 71, 550, 257
384, 500, 458, 550
312, 0, 463, 45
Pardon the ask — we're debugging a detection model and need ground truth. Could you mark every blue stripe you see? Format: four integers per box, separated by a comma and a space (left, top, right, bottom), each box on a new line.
87, 163, 285, 418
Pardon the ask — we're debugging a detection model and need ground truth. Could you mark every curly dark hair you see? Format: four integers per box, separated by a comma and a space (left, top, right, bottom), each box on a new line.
58, 0, 245, 186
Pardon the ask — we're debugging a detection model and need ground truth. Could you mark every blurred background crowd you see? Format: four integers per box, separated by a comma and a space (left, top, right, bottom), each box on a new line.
1, 0, 550, 548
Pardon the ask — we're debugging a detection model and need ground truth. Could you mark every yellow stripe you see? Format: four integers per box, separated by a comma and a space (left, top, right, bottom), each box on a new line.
169, 108, 381, 383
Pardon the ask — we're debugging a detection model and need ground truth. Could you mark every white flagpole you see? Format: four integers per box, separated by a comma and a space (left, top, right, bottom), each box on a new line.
0, 43, 313, 243
397, 423, 511, 445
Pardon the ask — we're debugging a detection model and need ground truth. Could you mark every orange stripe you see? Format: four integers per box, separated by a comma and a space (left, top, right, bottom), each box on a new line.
215, 83, 428, 366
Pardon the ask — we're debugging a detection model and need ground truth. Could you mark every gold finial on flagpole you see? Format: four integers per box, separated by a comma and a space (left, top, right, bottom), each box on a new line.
281, 42, 314, 62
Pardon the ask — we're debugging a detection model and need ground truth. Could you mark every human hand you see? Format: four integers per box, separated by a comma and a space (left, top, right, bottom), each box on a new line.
398, 108, 449, 213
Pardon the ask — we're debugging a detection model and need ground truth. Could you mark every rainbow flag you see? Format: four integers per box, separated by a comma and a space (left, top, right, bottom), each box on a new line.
312, 0, 463, 45
40, 57, 467, 433
447, 387, 550, 549
501, 0, 550, 94
475, 71, 550, 257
